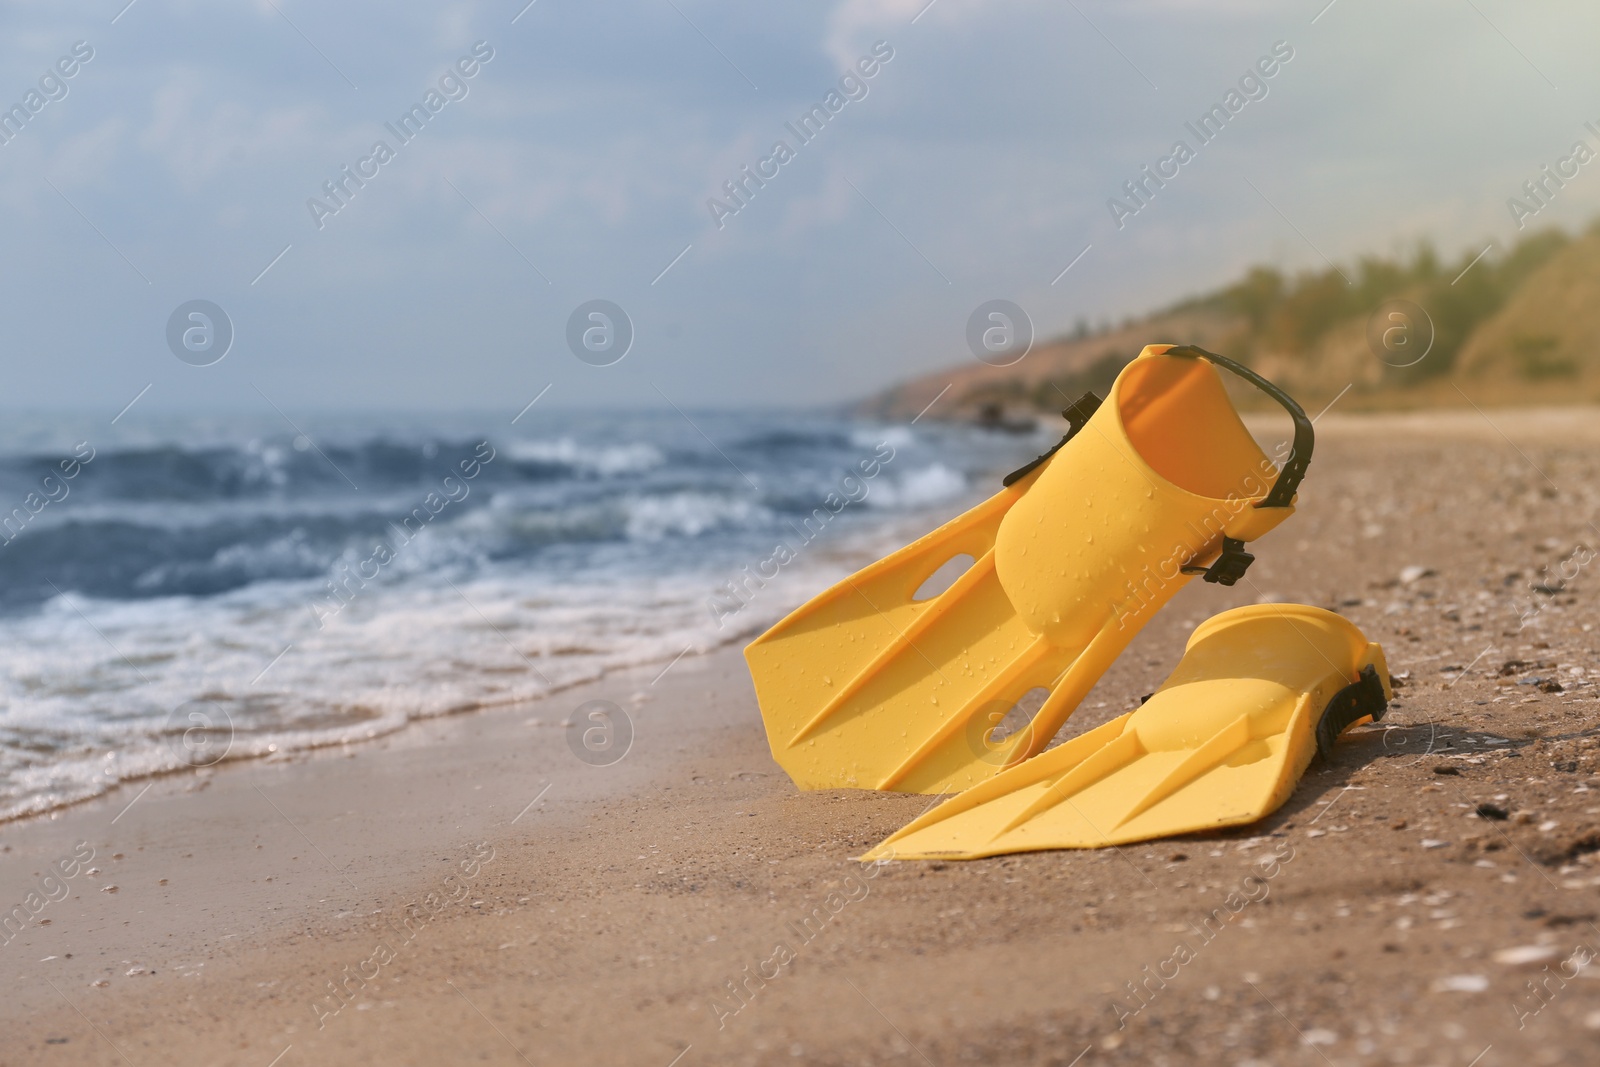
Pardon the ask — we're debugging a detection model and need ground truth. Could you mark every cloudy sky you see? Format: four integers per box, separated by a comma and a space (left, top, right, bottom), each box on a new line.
3, 0, 1599, 413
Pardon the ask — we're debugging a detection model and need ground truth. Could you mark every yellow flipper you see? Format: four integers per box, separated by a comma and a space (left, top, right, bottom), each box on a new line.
745, 345, 1315, 795
861, 604, 1391, 860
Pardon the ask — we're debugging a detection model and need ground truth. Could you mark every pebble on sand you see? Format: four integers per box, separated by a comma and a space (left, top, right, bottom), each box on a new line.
1432, 974, 1489, 993
1492, 945, 1561, 967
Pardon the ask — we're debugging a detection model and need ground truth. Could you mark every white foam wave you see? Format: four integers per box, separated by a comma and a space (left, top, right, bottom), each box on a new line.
0, 564, 745, 823
866, 463, 968, 509
852, 425, 917, 451
0, 411, 1015, 826
623, 493, 773, 541
506, 437, 665, 476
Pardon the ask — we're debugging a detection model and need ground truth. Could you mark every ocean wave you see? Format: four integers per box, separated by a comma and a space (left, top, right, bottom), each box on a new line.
504, 437, 665, 476
852, 425, 918, 452
623, 492, 773, 541
0, 410, 1041, 825
0, 437, 500, 503
439, 490, 773, 551
866, 463, 969, 509
131, 529, 330, 595
0, 568, 760, 823
732, 428, 854, 452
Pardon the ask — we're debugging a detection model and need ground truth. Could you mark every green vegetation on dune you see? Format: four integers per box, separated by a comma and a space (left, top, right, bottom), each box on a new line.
1195, 226, 1574, 386
862, 218, 1600, 420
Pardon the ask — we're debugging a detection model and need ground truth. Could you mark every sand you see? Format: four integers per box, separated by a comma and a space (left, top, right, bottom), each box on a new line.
5, 407, 1600, 1066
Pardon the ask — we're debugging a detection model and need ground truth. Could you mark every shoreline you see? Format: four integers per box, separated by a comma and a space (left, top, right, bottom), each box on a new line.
1, 641, 771, 1056
0, 613, 775, 832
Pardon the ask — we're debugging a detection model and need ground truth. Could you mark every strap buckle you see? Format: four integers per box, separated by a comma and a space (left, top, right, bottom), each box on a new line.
1180, 536, 1255, 587
1314, 664, 1389, 762
1060, 391, 1102, 430
1001, 391, 1103, 487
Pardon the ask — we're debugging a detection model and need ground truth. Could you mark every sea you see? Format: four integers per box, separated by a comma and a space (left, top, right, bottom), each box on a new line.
0, 407, 1052, 822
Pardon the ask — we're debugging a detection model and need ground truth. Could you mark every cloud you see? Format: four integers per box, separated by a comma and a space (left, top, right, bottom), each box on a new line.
48, 118, 129, 190
137, 71, 324, 191
823, 0, 942, 67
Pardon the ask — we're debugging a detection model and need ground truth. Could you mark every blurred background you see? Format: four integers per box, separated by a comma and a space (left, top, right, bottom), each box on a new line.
2, 0, 1598, 820
4, 0, 1600, 410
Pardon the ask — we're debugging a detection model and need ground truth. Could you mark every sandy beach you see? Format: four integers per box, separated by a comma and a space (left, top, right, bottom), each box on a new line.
5, 408, 1600, 1066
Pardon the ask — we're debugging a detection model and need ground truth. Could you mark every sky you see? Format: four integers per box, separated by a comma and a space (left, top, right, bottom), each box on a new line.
3, 0, 1600, 414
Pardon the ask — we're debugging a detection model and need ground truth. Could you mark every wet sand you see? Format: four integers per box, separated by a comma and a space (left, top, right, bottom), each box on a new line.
5, 407, 1600, 1066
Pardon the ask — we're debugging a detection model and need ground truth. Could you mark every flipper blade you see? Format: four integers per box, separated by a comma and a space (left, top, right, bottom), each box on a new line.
863, 605, 1392, 859
786, 551, 999, 747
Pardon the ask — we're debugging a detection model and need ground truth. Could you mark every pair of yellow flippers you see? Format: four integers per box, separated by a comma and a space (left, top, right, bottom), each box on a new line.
744, 345, 1390, 859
